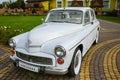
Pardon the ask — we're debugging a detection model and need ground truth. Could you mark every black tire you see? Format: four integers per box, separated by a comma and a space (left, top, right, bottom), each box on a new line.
68, 48, 82, 77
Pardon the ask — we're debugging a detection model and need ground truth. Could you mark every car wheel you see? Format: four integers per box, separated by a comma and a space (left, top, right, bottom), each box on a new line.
68, 48, 82, 77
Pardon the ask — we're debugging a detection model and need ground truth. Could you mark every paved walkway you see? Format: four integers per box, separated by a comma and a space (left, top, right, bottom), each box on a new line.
0, 20, 120, 80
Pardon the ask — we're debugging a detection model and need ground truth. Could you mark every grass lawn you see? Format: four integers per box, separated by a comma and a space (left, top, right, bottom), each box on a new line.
0, 16, 45, 44
97, 16, 120, 24
0, 16, 45, 32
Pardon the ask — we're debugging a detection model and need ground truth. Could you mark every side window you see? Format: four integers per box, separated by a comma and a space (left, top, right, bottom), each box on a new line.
84, 11, 90, 24
90, 10, 95, 21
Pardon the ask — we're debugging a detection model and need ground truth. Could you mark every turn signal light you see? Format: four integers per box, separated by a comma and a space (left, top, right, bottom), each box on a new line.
57, 58, 64, 64
11, 49, 15, 55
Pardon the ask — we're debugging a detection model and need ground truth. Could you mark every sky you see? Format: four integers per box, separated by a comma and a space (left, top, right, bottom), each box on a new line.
0, 0, 15, 3
0, 0, 26, 4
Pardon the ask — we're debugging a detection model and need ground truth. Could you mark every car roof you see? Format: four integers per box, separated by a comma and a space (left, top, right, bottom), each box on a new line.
50, 7, 92, 12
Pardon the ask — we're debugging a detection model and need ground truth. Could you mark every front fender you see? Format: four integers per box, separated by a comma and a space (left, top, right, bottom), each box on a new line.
12, 32, 28, 49
40, 32, 84, 69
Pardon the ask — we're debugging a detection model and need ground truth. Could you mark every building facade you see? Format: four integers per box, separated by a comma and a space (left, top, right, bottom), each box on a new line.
26, 0, 120, 15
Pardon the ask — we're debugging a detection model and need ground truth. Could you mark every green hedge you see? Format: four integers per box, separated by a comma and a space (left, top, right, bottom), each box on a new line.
0, 25, 23, 44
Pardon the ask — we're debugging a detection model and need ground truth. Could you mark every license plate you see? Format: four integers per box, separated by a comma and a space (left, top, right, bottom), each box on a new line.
19, 61, 39, 72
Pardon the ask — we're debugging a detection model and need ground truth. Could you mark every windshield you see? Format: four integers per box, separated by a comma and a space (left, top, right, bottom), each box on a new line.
45, 10, 83, 24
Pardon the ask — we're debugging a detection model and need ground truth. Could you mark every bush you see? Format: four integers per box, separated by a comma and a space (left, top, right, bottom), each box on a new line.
0, 25, 23, 45
102, 10, 117, 17
110, 10, 117, 16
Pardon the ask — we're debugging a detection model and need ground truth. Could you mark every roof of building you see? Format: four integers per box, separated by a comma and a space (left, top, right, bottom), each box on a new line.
90, 1, 103, 8
26, 0, 50, 3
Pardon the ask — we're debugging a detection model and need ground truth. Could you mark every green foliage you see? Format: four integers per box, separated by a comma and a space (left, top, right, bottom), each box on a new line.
16, 0, 25, 9
111, 10, 117, 16
34, 4, 39, 8
9, 2, 18, 9
9, 0, 25, 9
0, 16, 45, 45
0, 25, 22, 44
0, 4, 3, 8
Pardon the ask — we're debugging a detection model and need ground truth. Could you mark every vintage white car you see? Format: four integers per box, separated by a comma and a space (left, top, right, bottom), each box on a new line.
9, 7, 100, 77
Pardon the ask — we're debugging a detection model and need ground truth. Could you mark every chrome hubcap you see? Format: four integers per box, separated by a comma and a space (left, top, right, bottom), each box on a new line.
74, 50, 81, 74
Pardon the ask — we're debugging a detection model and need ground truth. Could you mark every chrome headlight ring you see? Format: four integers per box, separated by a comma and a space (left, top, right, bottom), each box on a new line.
54, 45, 66, 57
9, 39, 16, 48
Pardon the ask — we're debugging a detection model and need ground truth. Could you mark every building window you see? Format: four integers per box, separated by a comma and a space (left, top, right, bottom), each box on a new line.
68, 1, 72, 7
57, 0, 62, 8
116, 0, 120, 9
103, 0, 110, 8
67, 0, 73, 7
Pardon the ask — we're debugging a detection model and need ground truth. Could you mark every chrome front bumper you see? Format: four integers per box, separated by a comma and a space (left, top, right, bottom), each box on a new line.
10, 55, 68, 75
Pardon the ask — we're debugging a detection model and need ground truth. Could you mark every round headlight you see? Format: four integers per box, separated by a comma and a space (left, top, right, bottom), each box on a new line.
55, 46, 66, 57
9, 39, 16, 48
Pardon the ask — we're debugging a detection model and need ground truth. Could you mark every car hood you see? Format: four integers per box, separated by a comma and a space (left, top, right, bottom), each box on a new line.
28, 23, 83, 46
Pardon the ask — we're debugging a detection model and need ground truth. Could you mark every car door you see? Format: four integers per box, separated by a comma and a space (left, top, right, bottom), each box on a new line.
83, 10, 96, 54
90, 9, 99, 43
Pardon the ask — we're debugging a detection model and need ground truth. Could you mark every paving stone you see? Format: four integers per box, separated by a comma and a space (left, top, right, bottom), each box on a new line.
117, 52, 120, 72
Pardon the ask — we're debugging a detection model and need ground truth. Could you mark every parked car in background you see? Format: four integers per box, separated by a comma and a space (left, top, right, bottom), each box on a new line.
9, 7, 100, 77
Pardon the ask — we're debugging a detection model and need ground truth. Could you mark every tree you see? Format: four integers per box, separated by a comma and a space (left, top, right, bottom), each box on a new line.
16, 0, 25, 9
0, 4, 3, 8
2, 2, 9, 8
34, 3, 39, 8
9, 0, 25, 9
9, 2, 18, 9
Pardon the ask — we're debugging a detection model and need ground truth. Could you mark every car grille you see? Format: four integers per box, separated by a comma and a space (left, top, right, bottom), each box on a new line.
16, 51, 53, 65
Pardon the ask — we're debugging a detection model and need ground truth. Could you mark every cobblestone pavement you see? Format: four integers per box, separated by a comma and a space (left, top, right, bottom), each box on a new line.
0, 20, 120, 80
